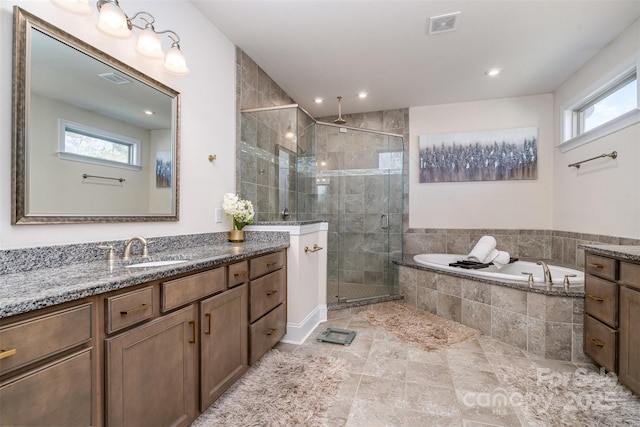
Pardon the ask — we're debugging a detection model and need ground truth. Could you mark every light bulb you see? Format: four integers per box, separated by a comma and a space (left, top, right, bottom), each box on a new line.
51, 0, 92, 15
96, 2, 131, 38
136, 27, 163, 58
164, 46, 190, 75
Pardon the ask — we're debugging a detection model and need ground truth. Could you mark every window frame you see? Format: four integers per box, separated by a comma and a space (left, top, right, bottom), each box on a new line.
560, 52, 640, 153
57, 119, 142, 170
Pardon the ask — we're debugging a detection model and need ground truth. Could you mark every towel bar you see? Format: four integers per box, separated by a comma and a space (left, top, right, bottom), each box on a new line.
568, 151, 617, 169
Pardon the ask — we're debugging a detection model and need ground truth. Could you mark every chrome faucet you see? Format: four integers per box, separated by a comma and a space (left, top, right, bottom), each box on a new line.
536, 261, 553, 286
123, 236, 149, 260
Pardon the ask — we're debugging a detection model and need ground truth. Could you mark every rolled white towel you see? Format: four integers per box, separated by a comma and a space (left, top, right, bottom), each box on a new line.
467, 236, 497, 263
484, 249, 499, 264
491, 251, 511, 269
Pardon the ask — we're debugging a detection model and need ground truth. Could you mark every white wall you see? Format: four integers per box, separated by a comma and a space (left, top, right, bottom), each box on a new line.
409, 94, 554, 230
553, 20, 640, 239
0, 0, 236, 248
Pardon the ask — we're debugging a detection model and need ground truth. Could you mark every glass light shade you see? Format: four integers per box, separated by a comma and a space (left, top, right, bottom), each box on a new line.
135, 28, 164, 59
51, 0, 93, 15
164, 46, 190, 75
96, 2, 131, 38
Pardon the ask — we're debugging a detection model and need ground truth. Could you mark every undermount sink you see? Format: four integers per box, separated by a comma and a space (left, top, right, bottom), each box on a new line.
125, 260, 187, 268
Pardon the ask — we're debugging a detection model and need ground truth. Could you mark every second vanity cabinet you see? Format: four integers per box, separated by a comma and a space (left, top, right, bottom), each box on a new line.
583, 251, 640, 396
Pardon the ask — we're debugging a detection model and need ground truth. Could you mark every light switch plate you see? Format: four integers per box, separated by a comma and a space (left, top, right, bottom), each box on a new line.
214, 208, 222, 223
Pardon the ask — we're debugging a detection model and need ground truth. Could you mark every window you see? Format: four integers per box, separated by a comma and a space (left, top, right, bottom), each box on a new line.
561, 55, 640, 152
58, 120, 141, 169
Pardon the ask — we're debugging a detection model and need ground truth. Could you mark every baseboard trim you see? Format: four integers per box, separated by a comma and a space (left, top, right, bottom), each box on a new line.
281, 304, 327, 345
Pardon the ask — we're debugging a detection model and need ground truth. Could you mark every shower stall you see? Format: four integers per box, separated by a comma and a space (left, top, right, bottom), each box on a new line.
240, 105, 403, 304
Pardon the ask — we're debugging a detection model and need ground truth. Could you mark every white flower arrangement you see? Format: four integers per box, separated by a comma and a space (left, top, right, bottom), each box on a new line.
222, 193, 255, 230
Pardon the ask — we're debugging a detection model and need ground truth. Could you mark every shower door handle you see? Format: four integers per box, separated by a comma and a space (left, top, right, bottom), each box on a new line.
380, 214, 389, 230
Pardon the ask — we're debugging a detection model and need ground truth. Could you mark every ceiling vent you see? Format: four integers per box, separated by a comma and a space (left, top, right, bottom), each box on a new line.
428, 12, 461, 35
98, 72, 131, 85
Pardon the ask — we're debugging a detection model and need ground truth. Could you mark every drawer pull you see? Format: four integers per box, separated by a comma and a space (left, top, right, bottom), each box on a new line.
233, 271, 247, 278
588, 263, 605, 269
589, 338, 605, 348
266, 327, 278, 336
266, 261, 279, 268
0, 348, 17, 359
587, 294, 605, 302
204, 313, 212, 335
189, 321, 197, 344
120, 304, 149, 316
266, 290, 278, 296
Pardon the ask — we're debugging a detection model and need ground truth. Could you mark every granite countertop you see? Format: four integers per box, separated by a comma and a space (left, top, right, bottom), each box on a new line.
0, 240, 288, 319
580, 244, 640, 262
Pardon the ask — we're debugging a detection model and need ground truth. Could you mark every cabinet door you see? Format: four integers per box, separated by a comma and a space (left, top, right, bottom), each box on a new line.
200, 284, 248, 410
0, 348, 93, 427
106, 306, 197, 427
619, 286, 640, 395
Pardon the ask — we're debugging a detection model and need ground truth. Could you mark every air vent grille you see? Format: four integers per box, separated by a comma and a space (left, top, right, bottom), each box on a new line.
98, 72, 131, 85
428, 12, 461, 35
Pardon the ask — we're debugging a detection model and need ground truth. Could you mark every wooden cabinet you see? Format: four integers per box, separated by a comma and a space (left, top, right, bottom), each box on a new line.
584, 254, 619, 372
584, 252, 640, 397
0, 302, 96, 427
200, 284, 248, 410
249, 251, 287, 365
105, 305, 197, 427
619, 263, 640, 396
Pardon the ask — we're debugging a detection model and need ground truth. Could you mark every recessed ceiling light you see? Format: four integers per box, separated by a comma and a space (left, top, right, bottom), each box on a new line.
485, 68, 501, 77
358, 92, 368, 99
314, 98, 323, 103
143, 110, 155, 115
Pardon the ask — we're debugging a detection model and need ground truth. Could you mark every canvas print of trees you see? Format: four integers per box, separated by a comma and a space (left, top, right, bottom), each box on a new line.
419, 127, 538, 183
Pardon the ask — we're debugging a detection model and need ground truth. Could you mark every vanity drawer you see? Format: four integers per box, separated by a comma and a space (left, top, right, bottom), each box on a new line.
249, 304, 286, 365
250, 251, 285, 280
106, 287, 155, 333
162, 267, 225, 312
0, 303, 92, 375
585, 254, 617, 281
249, 269, 286, 323
584, 314, 617, 372
584, 274, 618, 328
228, 261, 249, 288
620, 261, 640, 290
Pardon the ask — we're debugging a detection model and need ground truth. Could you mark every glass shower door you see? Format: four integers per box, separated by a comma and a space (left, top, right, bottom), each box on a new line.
318, 124, 403, 304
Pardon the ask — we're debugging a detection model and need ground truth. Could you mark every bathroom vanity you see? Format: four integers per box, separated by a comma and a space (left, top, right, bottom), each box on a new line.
0, 236, 287, 427
583, 245, 640, 396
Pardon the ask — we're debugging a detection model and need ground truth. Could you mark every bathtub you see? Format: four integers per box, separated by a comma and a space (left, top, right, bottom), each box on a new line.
412, 253, 584, 286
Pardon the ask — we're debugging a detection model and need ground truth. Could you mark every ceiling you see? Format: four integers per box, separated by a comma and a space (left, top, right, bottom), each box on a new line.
191, 0, 640, 118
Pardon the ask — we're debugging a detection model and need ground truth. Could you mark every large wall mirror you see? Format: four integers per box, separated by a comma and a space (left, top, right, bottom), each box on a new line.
12, 7, 180, 224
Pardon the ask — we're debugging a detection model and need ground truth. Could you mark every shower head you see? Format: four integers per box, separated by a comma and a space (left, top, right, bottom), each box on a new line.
334, 96, 347, 125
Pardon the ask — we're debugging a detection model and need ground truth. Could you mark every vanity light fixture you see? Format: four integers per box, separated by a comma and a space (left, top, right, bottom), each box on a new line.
51, 0, 189, 75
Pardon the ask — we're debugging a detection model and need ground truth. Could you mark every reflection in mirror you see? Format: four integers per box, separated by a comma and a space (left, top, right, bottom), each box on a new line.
12, 7, 180, 224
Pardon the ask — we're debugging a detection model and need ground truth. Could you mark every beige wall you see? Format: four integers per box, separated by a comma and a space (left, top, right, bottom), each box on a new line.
408, 94, 554, 230
553, 20, 640, 239
0, 1, 236, 248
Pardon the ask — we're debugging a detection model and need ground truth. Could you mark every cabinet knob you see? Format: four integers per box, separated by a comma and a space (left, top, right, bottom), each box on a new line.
266, 328, 278, 336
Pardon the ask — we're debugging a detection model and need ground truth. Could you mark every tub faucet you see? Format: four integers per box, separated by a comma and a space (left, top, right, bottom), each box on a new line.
123, 236, 149, 260
536, 261, 553, 285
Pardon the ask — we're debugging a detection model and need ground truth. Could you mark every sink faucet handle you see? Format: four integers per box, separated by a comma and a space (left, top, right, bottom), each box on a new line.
521, 272, 534, 287
563, 274, 577, 291
141, 240, 154, 258
97, 245, 115, 264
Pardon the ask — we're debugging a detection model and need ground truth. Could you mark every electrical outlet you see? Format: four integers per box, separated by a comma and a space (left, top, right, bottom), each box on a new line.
215, 208, 223, 223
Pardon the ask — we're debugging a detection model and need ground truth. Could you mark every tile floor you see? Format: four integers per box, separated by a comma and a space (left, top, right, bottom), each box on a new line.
276, 304, 603, 427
